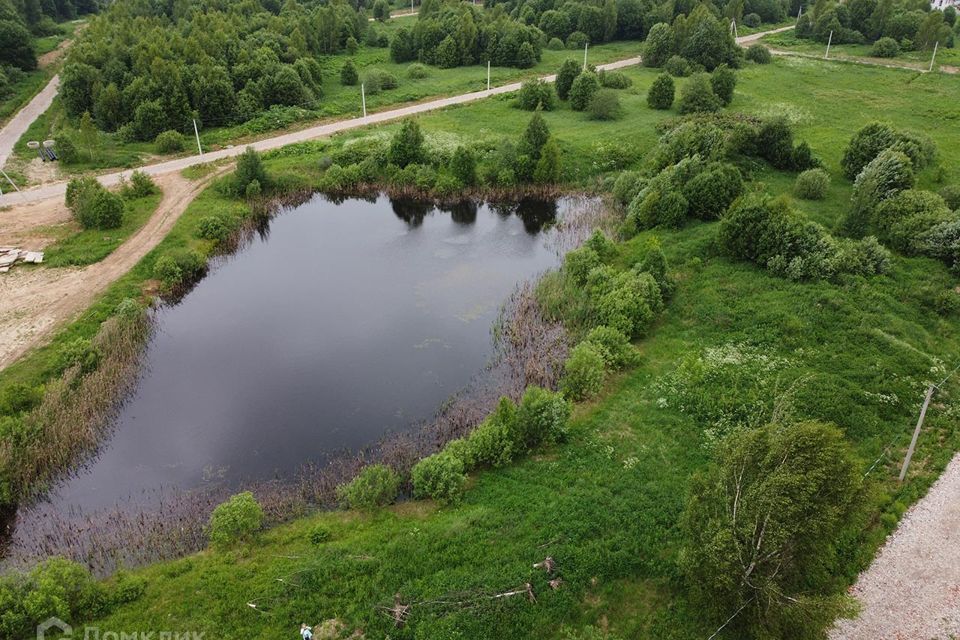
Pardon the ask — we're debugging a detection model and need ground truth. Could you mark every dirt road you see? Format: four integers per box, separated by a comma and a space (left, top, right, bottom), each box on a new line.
0, 170, 222, 370
830, 452, 960, 639
0, 75, 59, 168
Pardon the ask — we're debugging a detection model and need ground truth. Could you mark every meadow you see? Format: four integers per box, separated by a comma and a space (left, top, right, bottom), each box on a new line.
3, 53, 960, 638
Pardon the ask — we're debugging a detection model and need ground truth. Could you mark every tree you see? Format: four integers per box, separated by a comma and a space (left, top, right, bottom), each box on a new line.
710, 64, 736, 106
522, 111, 550, 160
555, 59, 581, 100
93, 82, 123, 132
232, 147, 269, 197
0, 20, 36, 70
78, 111, 99, 161
534, 136, 562, 183
844, 148, 914, 236
340, 59, 359, 85
335, 464, 400, 509
601, 0, 617, 41
388, 119, 424, 168
647, 73, 675, 109
569, 71, 600, 111
841, 122, 897, 180
60, 63, 101, 118
390, 26, 417, 62
372, 0, 389, 21
451, 146, 477, 186
677, 73, 721, 114
643, 22, 674, 67
682, 422, 860, 639
516, 41, 536, 68
208, 492, 264, 548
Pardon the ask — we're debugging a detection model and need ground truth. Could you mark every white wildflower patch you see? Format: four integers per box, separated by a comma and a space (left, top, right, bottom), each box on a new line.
750, 102, 813, 126
622, 456, 639, 470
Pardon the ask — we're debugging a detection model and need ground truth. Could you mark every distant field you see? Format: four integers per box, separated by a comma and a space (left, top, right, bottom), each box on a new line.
761, 30, 960, 69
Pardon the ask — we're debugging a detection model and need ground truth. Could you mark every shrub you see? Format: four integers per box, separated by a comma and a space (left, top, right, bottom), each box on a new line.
791, 141, 821, 171
155, 130, 186, 153
373, 0, 390, 21
555, 59, 582, 100
517, 79, 557, 111
340, 59, 359, 86
635, 189, 689, 228
154, 249, 206, 291
584, 229, 617, 261
450, 146, 477, 186
309, 524, 332, 545
388, 120, 424, 168
872, 37, 900, 57
197, 215, 236, 243
466, 411, 515, 467
838, 122, 935, 181
583, 326, 636, 369
587, 89, 622, 120
566, 31, 589, 50
208, 492, 263, 547
613, 171, 646, 205
569, 72, 600, 111
110, 571, 147, 606
363, 68, 398, 93
564, 246, 602, 285
120, 170, 157, 199
515, 387, 572, 447
406, 63, 429, 79
940, 185, 960, 210
874, 189, 954, 252
547, 37, 565, 50
757, 117, 795, 169
677, 74, 721, 114
643, 22, 675, 67
561, 342, 607, 400
0, 383, 42, 415
682, 163, 743, 219
57, 337, 101, 374
844, 149, 915, 237
412, 452, 467, 505
742, 12, 761, 27
682, 422, 860, 637
710, 64, 736, 106
745, 44, 772, 63
647, 73, 675, 109
66, 178, 125, 230
534, 138, 563, 183
335, 464, 401, 509
591, 269, 663, 336
55, 133, 79, 163
598, 70, 632, 88
231, 147, 268, 197
664, 55, 692, 77
794, 168, 830, 200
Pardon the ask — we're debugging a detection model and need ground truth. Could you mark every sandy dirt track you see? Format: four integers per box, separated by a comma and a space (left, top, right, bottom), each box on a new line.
830, 453, 960, 639
0, 171, 221, 370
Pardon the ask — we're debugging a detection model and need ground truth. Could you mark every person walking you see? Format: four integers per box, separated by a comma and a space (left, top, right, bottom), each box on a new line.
300, 623, 313, 640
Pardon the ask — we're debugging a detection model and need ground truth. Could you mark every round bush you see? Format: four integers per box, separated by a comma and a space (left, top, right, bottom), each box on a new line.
516, 386, 572, 447
584, 325, 637, 370
569, 72, 600, 111
560, 342, 607, 400
547, 37, 564, 50
743, 12, 761, 27
406, 63, 429, 79
710, 64, 736, 106
412, 452, 467, 505
197, 215, 235, 243
794, 168, 830, 200
566, 31, 589, 50
155, 130, 186, 154
647, 73, 675, 110
564, 246, 602, 285
677, 73, 721, 114
587, 89, 622, 120
745, 44, 772, 64
664, 55, 692, 77
465, 417, 515, 467
516, 79, 557, 111
599, 70, 632, 88
682, 164, 744, 218
340, 59, 359, 86
335, 463, 401, 509
872, 37, 900, 58
208, 491, 263, 547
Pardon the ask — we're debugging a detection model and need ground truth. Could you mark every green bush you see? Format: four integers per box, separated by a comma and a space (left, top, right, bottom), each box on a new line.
598, 70, 632, 88
757, 117, 795, 169
197, 215, 236, 243
841, 122, 935, 181
742, 12, 761, 27
634, 189, 689, 228
664, 55, 691, 77
643, 22, 674, 67
230, 147, 269, 197
465, 410, 515, 467
406, 63, 429, 79
613, 171, 646, 205
590, 268, 663, 336
450, 146, 477, 186
584, 326, 637, 370
388, 119, 424, 168
533, 138, 563, 184
516, 79, 557, 111
208, 491, 264, 547
309, 524, 332, 545
412, 452, 467, 505
55, 133, 79, 163
844, 149, 915, 237
547, 37, 564, 50
340, 59, 359, 86
677, 74, 721, 114
0, 383, 42, 415
372, 0, 390, 20
569, 72, 600, 111
109, 571, 147, 606
335, 464, 401, 509
566, 30, 589, 50
155, 130, 186, 153
939, 185, 960, 210
647, 73, 675, 110
681, 163, 743, 219
363, 68, 398, 94
874, 189, 954, 252
120, 170, 158, 199
57, 337, 101, 374
872, 37, 900, 57
745, 44, 772, 63
564, 246, 602, 285
584, 229, 617, 261
516, 386, 572, 446
709, 64, 736, 106
587, 89, 622, 121
561, 342, 607, 400
154, 249, 206, 291
794, 168, 830, 200
555, 59, 581, 100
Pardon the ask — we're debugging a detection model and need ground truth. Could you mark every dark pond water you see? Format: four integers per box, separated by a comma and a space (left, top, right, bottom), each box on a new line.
42, 194, 564, 513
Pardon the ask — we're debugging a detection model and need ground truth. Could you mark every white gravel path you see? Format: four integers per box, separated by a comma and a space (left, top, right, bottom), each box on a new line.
830, 453, 960, 640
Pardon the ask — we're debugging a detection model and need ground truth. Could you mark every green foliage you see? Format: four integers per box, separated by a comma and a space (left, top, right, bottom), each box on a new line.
65, 177, 125, 230
598, 70, 631, 89
412, 451, 467, 505
450, 146, 477, 186
561, 341, 607, 400
516, 79, 557, 111
196, 215, 237, 243
647, 73, 675, 110
677, 73, 721, 114
873, 189, 954, 253
664, 55, 692, 77
745, 43, 772, 63
555, 59, 582, 100
872, 36, 900, 57
373, 0, 390, 21
534, 137, 563, 184
340, 59, 359, 86
406, 63, 429, 79
363, 68, 398, 94
309, 524, 332, 545
709, 64, 736, 106
584, 229, 617, 261
120, 171, 158, 200
683, 422, 860, 639
794, 168, 831, 200
633, 189, 689, 228
569, 71, 600, 111
681, 163, 743, 219
940, 185, 960, 210
153, 249, 206, 292
335, 464, 401, 510
0, 383, 41, 415
515, 386, 572, 447
564, 246, 602, 286
57, 337, 101, 374
464, 404, 516, 468
587, 89, 622, 121
844, 148, 915, 237
54, 133, 79, 164
155, 130, 185, 154
841, 122, 936, 181
643, 22, 674, 67
547, 37, 564, 50
208, 492, 264, 548
582, 326, 636, 369
388, 119, 424, 168
230, 147, 269, 198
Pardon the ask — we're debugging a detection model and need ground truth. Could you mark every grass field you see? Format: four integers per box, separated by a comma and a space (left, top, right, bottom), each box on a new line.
761, 30, 960, 69
4, 54, 960, 639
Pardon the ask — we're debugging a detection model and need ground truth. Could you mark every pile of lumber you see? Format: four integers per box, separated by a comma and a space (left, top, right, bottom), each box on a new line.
0, 247, 43, 272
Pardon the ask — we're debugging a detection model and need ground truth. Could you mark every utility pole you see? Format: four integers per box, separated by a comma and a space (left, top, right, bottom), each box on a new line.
0, 168, 20, 193
824, 30, 833, 59
487, 60, 491, 90
361, 83, 367, 119
193, 119, 203, 157
899, 385, 936, 482
929, 41, 939, 72
730, 18, 738, 39
583, 42, 588, 70
797, 5, 802, 19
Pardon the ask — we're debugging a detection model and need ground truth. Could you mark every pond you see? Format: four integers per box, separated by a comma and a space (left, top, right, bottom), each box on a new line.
30, 194, 568, 516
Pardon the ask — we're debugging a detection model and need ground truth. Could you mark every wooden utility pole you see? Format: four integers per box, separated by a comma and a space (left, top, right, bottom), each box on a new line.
824, 30, 833, 59
899, 384, 936, 482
